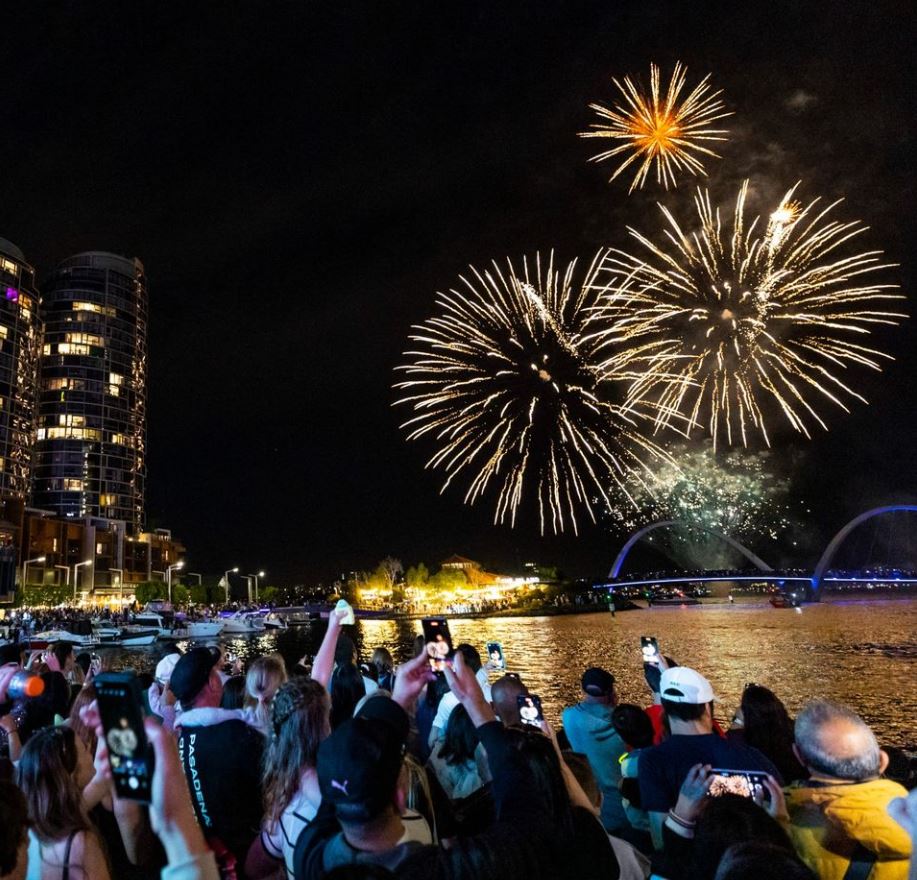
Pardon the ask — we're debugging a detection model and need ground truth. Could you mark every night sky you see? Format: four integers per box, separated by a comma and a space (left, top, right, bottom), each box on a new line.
1, 1, 915, 584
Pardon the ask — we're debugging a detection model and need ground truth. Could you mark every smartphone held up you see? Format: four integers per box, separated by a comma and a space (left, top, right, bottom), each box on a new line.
94, 672, 154, 802
517, 694, 544, 727
421, 617, 454, 672
641, 636, 660, 665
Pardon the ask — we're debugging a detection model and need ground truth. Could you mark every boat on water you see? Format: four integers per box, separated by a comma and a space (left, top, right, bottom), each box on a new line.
27, 629, 99, 648
220, 611, 266, 634
159, 619, 225, 640
131, 612, 171, 637
769, 592, 802, 608
96, 627, 160, 647
260, 611, 288, 630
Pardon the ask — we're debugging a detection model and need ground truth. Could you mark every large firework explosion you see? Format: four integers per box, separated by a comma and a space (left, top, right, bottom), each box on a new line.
579, 62, 732, 193
591, 182, 905, 447
394, 253, 669, 534
607, 442, 801, 570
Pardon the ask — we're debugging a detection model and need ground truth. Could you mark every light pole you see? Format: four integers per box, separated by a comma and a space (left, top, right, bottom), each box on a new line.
187, 572, 202, 585
21, 556, 46, 589
110, 568, 124, 609
248, 570, 266, 604
73, 560, 92, 604
166, 562, 184, 604
54, 564, 70, 590
223, 567, 239, 604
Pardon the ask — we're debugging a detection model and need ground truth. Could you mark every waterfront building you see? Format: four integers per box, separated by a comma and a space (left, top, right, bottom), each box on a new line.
0, 238, 42, 501
31, 252, 148, 532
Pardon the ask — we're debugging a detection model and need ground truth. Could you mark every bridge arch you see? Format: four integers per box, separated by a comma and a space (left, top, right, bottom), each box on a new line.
811, 505, 917, 594
609, 520, 774, 579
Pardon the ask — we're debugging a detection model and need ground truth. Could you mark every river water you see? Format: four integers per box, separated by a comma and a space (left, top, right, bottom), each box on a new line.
112, 598, 917, 746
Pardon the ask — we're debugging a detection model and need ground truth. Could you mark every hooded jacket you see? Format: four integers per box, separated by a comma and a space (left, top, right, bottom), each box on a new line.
784, 778, 911, 880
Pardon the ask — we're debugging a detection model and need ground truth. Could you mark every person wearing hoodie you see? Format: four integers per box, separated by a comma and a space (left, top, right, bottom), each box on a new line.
561, 667, 629, 833
173, 646, 265, 879
784, 699, 911, 880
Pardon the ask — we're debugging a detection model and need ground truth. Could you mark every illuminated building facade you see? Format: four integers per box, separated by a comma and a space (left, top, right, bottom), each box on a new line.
31, 252, 147, 532
0, 239, 42, 502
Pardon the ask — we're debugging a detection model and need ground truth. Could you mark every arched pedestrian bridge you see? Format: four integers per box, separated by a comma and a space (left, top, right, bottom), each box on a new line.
606, 506, 917, 599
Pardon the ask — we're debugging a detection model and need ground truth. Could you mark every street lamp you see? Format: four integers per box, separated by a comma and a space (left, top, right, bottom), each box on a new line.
110, 567, 124, 609
166, 562, 184, 604
21, 556, 46, 589
187, 572, 202, 586
54, 564, 70, 590
223, 567, 239, 605
73, 560, 92, 604
247, 570, 266, 605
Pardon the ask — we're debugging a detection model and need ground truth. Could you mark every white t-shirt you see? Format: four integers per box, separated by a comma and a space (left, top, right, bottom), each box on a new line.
430, 668, 492, 743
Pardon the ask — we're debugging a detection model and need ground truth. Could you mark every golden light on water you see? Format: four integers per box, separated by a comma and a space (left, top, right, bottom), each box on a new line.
590, 182, 905, 447
394, 252, 669, 534
579, 62, 732, 192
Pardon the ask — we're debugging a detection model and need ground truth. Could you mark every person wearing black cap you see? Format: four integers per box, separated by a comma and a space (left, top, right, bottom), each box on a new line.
294, 652, 622, 880
172, 646, 265, 877
561, 667, 629, 835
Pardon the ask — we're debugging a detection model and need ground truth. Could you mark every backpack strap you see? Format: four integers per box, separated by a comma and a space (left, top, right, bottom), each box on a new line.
842, 842, 878, 880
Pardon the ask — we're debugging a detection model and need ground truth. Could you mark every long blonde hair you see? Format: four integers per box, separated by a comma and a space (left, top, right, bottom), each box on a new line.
244, 654, 288, 731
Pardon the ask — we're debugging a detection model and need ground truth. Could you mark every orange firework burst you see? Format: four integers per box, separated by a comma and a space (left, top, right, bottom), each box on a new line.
579, 62, 732, 193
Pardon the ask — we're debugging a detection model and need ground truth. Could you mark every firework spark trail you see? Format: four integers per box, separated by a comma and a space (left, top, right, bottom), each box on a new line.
590, 182, 905, 447
394, 252, 669, 534
579, 62, 732, 193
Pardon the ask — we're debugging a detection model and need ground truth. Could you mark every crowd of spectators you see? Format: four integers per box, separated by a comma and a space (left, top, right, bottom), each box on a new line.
0, 608, 915, 880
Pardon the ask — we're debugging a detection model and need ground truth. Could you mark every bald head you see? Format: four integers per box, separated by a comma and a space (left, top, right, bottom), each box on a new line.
795, 699, 883, 782
491, 675, 528, 727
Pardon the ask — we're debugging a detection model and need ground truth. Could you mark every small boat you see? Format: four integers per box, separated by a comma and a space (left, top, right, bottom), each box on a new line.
131, 612, 170, 637
769, 592, 801, 608
118, 628, 160, 647
160, 619, 225, 640
261, 611, 288, 630
28, 629, 99, 648
220, 611, 266, 634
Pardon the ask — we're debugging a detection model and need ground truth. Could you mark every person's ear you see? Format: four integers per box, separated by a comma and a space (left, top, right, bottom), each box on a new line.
878, 749, 889, 776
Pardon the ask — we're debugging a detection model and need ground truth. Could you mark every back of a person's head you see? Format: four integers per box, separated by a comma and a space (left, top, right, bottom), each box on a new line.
439, 703, 478, 766
794, 699, 881, 781
741, 685, 794, 742
51, 641, 74, 669
335, 634, 357, 666
17, 726, 89, 843
0, 780, 28, 879
714, 842, 816, 880
371, 647, 393, 670
455, 643, 481, 673
612, 703, 654, 749
74, 652, 91, 677
245, 654, 288, 719
561, 751, 601, 810
503, 726, 574, 837
692, 794, 794, 880
331, 662, 366, 729
491, 675, 528, 726
264, 676, 330, 823
220, 675, 246, 710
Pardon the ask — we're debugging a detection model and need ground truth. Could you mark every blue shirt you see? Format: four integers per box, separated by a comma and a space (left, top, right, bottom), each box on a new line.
561, 701, 629, 831
638, 732, 781, 813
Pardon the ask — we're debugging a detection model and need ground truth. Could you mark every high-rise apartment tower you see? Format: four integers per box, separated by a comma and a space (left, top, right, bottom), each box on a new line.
0, 238, 42, 500
32, 252, 147, 531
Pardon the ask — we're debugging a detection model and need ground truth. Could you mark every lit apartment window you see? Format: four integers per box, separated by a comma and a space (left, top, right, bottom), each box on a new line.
0, 326, 8, 339
73, 301, 116, 317
42, 344, 51, 356
0, 257, 16, 274
57, 343, 90, 355
45, 427, 102, 441
58, 414, 85, 427
63, 478, 83, 491
96, 542, 104, 555
100, 493, 117, 506
36, 428, 45, 440
65, 332, 104, 346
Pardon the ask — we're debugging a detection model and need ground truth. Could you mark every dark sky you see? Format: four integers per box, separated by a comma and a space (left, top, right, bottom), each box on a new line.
1, 1, 915, 584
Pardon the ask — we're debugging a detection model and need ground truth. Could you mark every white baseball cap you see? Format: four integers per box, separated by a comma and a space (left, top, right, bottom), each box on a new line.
155, 653, 181, 684
660, 666, 717, 704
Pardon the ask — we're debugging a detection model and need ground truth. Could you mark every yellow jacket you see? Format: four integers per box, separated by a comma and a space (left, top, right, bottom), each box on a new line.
784, 778, 911, 880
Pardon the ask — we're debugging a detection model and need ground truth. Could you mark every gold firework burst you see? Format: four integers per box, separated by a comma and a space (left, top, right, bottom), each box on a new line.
394, 252, 668, 534
591, 182, 905, 446
579, 62, 732, 193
